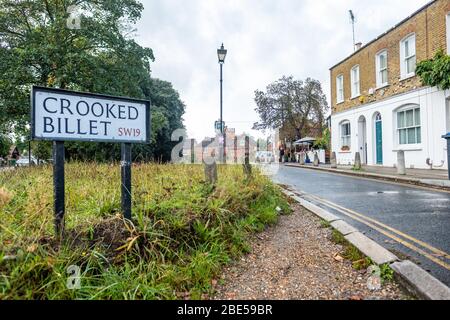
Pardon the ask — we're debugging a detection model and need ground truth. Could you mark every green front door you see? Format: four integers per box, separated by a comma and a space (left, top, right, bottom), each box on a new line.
375, 120, 383, 164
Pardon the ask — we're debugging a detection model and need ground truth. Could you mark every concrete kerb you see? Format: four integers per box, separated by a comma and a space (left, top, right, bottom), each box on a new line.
284, 164, 450, 192
330, 220, 358, 236
280, 186, 450, 300
344, 231, 398, 265
390, 260, 450, 300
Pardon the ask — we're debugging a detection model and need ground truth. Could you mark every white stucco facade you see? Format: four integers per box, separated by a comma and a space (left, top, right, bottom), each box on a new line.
331, 86, 450, 169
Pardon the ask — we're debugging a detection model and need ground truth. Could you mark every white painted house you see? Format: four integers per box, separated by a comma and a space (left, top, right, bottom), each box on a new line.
330, 0, 450, 170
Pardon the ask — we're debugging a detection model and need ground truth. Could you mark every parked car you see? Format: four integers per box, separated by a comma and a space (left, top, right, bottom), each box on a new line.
16, 157, 37, 167
255, 151, 275, 163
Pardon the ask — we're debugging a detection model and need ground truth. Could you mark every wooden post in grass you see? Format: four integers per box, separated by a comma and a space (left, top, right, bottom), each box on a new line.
234, 136, 238, 164
204, 149, 217, 185
243, 136, 252, 177
223, 132, 227, 164
191, 138, 195, 164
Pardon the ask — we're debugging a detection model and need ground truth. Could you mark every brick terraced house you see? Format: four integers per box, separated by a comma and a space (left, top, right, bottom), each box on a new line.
330, 0, 450, 169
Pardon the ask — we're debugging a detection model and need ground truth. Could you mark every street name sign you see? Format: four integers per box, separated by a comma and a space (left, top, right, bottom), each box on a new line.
30, 86, 151, 237
32, 86, 150, 144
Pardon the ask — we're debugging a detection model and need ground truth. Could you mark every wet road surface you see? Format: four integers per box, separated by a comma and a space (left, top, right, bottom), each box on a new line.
272, 165, 450, 286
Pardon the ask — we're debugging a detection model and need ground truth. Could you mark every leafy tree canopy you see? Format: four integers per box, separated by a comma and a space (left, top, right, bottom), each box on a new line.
0, 0, 152, 133
65, 78, 186, 162
0, 133, 12, 158
0, 0, 185, 162
313, 127, 330, 150
253, 76, 329, 142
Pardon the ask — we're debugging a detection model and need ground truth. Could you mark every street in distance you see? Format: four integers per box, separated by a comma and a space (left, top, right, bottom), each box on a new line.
31, 86, 150, 143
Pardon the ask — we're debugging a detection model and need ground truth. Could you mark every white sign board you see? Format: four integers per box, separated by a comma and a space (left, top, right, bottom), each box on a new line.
31, 86, 150, 144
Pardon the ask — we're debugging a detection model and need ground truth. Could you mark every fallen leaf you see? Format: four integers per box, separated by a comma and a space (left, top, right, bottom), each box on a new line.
26, 244, 38, 253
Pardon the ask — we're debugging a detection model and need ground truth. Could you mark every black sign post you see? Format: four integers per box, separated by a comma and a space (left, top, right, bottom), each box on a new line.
53, 141, 65, 237
121, 143, 132, 220
31, 86, 150, 237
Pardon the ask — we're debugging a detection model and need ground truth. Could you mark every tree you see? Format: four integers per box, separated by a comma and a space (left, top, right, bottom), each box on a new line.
143, 78, 185, 162
32, 141, 52, 163
64, 78, 186, 162
253, 76, 329, 142
416, 50, 450, 90
0, 134, 12, 158
313, 127, 331, 150
0, 1, 186, 162
0, 0, 154, 137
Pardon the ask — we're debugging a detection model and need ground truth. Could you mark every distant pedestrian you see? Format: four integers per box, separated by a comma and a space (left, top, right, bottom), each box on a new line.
279, 147, 285, 163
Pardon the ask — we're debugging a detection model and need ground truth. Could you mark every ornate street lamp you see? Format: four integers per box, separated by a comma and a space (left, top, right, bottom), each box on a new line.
217, 43, 227, 64
217, 43, 227, 162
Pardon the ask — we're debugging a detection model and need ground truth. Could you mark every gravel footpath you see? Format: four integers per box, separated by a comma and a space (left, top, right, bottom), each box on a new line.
212, 204, 410, 300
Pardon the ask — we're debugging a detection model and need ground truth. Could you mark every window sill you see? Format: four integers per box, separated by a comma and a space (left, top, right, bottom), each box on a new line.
336, 100, 344, 105
350, 94, 361, 100
338, 150, 352, 154
376, 84, 389, 90
393, 144, 423, 152
399, 74, 415, 82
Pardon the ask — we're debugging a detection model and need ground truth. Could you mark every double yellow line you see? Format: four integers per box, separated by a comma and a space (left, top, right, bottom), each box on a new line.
300, 192, 450, 270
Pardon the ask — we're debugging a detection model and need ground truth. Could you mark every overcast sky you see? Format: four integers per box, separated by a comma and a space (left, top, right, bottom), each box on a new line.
134, 0, 431, 141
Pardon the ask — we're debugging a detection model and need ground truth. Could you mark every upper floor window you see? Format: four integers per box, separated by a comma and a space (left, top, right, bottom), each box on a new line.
376, 50, 388, 87
447, 13, 450, 54
340, 121, 351, 149
350, 65, 360, 98
336, 74, 344, 103
397, 105, 421, 145
400, 34, 416, 79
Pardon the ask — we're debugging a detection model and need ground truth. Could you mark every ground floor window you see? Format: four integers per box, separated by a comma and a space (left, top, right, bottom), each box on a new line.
340, 121, 351, 150
397, 106, 421, 144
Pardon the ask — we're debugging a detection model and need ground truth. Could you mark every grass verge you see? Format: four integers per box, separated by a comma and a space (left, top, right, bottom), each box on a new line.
0, 163, 290, 299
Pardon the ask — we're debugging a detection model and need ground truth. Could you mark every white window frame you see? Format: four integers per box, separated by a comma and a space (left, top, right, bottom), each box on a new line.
350, 65, 360, 98
396, 105, 421, 145
400, 34, 416, 79
375, 50, 388, 88
340, 121, 351, 149
447, 13, 450, 54
336, 74, 344, 104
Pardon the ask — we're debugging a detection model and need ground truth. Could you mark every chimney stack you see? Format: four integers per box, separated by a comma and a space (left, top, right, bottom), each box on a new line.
355, 42, 362, 50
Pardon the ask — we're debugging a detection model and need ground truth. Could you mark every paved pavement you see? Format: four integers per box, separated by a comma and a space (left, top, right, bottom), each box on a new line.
289, 163, 448, 180
272, 165, 450, 287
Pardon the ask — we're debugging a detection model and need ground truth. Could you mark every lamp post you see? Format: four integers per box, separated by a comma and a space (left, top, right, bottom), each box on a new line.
217, 43, 227, 162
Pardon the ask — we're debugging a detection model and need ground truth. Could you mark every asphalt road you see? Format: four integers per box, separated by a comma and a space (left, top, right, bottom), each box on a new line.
272, 165, 450, 287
